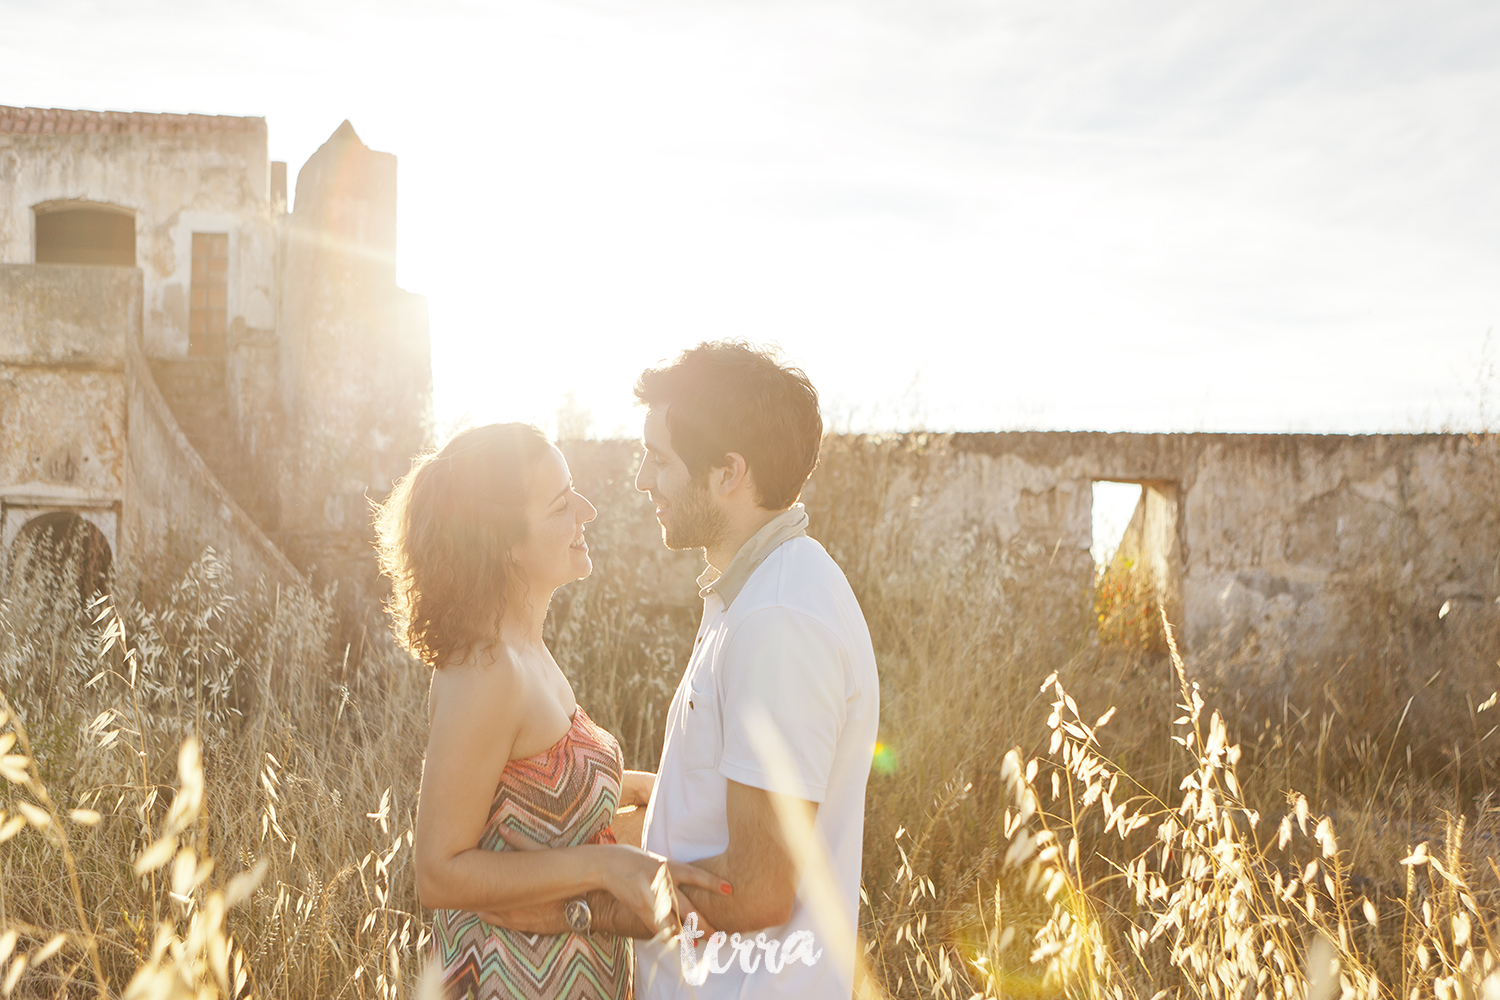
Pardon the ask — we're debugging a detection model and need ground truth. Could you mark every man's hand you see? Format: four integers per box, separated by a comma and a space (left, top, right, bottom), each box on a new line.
482, 823, 728, 940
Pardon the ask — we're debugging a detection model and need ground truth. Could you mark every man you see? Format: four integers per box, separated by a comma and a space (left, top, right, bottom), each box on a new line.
630, 341, 880, 999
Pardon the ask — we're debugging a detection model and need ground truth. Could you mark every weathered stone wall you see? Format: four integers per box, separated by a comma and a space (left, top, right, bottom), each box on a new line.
0, 262, 297, 593
925, 432, 1499, 671
0, 113, 276, 358
124, 322, 301, 591
0, 264, 132, 568
225, 319, 283, 468
273, 123, 431, 618
561, 432, 1499, 709
0, 262, 131, 365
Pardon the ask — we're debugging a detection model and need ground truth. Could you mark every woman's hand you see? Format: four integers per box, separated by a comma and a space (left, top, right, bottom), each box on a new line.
476, 901, 566, 934
492, 825, 729, 939
601, 845, 680, 938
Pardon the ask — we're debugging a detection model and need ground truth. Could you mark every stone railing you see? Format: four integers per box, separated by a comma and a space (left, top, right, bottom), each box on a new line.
117, 269, 302, 590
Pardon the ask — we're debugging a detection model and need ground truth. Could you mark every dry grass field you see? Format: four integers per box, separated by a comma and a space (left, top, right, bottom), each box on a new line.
2, 435, 1498, 999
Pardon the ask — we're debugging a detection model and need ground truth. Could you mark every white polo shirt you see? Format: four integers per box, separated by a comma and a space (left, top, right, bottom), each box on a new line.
636, 506, 880, 1000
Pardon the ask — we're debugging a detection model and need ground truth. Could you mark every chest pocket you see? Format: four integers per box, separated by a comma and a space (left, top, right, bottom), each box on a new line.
681, 674, 722, 772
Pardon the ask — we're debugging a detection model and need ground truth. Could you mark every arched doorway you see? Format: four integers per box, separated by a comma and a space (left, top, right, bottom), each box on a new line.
7, 511, 113, 603
33, 202, 136, 266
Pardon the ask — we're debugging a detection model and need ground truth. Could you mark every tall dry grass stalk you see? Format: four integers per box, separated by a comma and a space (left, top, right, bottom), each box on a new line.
2, 437, 1497, 998
1, 545, 430, 998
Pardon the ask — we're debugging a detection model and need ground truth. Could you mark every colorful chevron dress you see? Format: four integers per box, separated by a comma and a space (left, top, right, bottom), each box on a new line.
432, 707, 630, 1000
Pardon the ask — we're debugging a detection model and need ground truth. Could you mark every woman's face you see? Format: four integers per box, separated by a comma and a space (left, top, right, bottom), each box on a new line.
511, 444, 597, 593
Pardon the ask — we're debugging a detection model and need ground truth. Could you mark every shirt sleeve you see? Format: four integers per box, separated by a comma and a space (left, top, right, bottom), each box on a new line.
717, 606, 847, 803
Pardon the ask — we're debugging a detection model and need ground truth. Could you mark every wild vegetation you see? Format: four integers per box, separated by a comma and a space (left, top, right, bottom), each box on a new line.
2, 435, 1498, 999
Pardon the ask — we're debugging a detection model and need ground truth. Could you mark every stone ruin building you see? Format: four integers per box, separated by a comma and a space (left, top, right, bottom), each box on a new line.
0, 106, 430, 621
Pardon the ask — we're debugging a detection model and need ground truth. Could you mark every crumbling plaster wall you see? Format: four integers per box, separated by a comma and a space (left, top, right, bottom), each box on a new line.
0, 263, 297, 592
565, 432, 1497, 698
273, 122, 431, 616
124, 325, 300, 591
0, 120, 276, 357
1174, 435, 1497, 694
851, 432, 1498, 682
0, 265, 132, 566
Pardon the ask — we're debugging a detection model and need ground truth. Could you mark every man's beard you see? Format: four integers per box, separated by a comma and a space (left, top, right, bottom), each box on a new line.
663, 480, 730, 552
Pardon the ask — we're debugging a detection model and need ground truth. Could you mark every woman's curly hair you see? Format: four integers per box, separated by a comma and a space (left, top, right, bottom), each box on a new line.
374, 423, 552, 668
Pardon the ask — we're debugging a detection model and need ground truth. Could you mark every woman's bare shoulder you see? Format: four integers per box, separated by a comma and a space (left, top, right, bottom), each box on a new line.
428, 644, 528, 740
435, 642, 524, 689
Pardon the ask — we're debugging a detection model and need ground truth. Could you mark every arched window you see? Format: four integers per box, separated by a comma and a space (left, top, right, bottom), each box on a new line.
33, 203, 136, 266
7, 511, 113, 603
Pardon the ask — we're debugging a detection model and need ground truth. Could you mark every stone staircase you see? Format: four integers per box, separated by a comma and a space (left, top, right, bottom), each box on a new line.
148, 359, 280, 536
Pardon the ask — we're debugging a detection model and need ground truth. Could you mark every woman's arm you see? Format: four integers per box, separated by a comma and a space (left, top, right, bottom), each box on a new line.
416, 663, 651, 914
475, 826, 731, 938
416, 660, 592, 910
415, 666, 718, 928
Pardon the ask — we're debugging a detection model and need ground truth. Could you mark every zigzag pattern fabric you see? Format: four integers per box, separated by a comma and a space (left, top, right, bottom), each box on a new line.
432, 707, 630, 999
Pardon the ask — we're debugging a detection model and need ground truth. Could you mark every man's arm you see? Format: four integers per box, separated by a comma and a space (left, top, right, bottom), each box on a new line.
612, 804, 646, 849
676, 779, 816, 932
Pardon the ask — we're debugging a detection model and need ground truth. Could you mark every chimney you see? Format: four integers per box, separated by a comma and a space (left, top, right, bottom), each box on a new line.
271, 161, 287, 214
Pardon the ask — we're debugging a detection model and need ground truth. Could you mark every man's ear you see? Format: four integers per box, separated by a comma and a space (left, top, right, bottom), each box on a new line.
710, 452, 751, 498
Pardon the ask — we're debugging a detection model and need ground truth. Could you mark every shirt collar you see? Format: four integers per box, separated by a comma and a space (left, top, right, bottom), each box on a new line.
697, 504, 809, 609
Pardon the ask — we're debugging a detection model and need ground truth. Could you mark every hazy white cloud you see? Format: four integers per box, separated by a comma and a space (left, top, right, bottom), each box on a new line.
3, 0, 1496, 434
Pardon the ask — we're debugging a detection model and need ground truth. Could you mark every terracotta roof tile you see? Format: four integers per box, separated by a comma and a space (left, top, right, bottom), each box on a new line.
0, 106, 264, 136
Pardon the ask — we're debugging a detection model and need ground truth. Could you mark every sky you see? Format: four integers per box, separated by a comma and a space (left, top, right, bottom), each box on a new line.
3, 0, 1498, 438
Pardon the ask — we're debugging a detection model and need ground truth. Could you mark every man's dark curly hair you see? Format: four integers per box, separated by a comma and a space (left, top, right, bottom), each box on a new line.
635, 341, 822, 510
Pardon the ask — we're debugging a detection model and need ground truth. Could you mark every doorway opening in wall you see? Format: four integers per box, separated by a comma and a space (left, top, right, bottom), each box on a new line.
1091, 481, 1143, 568
33, 203, 136, 266
5, 511, 113, 607
1091, 480, 1182, 653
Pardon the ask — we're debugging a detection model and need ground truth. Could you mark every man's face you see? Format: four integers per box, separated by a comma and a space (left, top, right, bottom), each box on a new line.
636, 406, 728, 552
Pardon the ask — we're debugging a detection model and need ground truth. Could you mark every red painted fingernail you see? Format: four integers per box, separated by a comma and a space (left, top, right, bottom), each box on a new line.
720, 881, 733, 895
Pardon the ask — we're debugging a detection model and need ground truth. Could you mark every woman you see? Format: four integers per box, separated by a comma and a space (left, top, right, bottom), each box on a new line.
375, 423, 721, 1000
